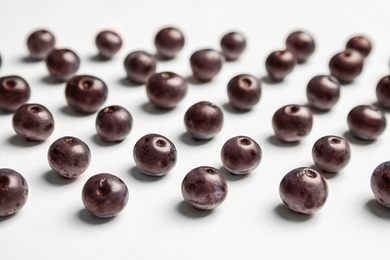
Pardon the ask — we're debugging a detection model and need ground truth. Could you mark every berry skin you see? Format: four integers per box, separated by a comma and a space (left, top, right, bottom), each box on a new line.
48, 136, 91, 179
0, 168, 29, 217
279, 167, 328, 214
0, 75, 31, 112
82, 173, 129, 218
221, 136, 262, 175
181, 166, 228, 210
133, 133, 177, 176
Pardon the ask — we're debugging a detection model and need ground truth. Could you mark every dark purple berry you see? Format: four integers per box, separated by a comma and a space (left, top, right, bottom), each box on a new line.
95, 30, 123, 59
146, 72, 188, 109
0, 76, 31, 112
181, 166, 228, 210
184, 101, 224, 140
133, 133, 177, 176
190, 49, 223, 82
265, 49, 297, 82
12, 103, 54, 141
0, 168, 28, 217
272, 104, 313, 142
48, 136, 91, 179
329, 49, 364, 83
45, 48, 80, 81
376, 75, 390, 108
82, 173, 129, 218
220, 32, 246, 61
27, 29, 56, 60
96, 105, 133, 142
65, 75, 108, 114
312, 135, 351, 173
306, 75, 340, 111
371, 161, 390, 208
285, 30, 315, 63
124, 51, 157, 84
347, 105, 386, 140
154, 27, 185, 59
221, 136, 262, 175
227, 74, 261, 110
346, 35, 372, 58
279, 167, 328, 214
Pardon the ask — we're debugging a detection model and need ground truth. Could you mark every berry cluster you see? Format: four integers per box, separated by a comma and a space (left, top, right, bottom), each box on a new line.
0, 27, 390, 219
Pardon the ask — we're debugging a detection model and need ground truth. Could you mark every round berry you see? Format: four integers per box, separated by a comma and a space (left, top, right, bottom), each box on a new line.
154, 27, 185, 59
48, 136, 91, 179
0, 168, 29, 217
96, 105, 133, 142
312, 135, 351, 173
220, 32, 246, 61
376, 75, 390, 108
285, 30, 315, 63
45, 48, 80, 81
184, 101, 224, 140
346, 35, 372, 58
221, 136, 262, 175
279, 167, 328, 214
146, 72, 188, 109
12, 103, 54, 141
265, 49, 296, 82
227, 74, 261, 111
190, 49, 223, 82
124, 51, 157, 84
306, 75, 340, 111
133, 133, 177, 176
181, 166, 228, 210
82, 173, 129, 218
329, 49, 364, 83
272, 104, 313, 142
95, 30, 123, 59
65, 75, 108, 114
371, 161, 390, 208
347, 105, 386, 140
27, 29, 56, 60
0, 76, 31, 112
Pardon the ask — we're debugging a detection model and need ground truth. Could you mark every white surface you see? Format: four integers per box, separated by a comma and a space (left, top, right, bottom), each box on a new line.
1, 0, 390, 259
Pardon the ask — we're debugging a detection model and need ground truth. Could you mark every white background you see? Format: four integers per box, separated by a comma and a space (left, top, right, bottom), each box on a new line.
1, 0, 390, 259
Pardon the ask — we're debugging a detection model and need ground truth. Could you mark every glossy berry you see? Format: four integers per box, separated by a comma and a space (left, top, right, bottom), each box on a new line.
82, 173, 129, 218
65, 75, 108, 113
184, 101, 224, 140
306, 75, 340, 111
133, 133, 177, 176
279, 167, 328, 214
221, 136, 262, 175
312, 135, 351, 173
146, 72, 188, 109
376, 75, 390, 108
0, 168, 28, 217
12, 103, 54, 141
329, 49, 364, 83
190, 49, 223, 82
272, 104, 313, 142
227, 74, 261, 110
265, 49, 296, 82
0, 76, 31, 112
220, 32, 246, 61
181, 166, 228, 210
124, 51, 157, 84
347, 105, 386, 140
95, 30, 123, 59
48, 136, 91, 179
96, 105, 133, 142
285, 30, 315, 63
45, 48, 80, 81
346, 35, 372, 58
27, 29, 56, 60
154, 27, 185, 59
371, 161, 390, 208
